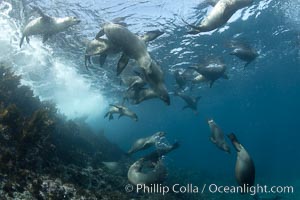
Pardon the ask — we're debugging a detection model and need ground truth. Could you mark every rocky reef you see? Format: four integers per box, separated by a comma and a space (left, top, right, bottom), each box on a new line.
0, 64, 185, 199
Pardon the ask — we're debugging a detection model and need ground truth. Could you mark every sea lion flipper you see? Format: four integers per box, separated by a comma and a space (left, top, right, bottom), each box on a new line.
141, 30, 164, 43
222, 74, 229, 80
19, 36, 25, 48
117, 53, 130, 76
84, 55, 91, 70
118, 114, 124, 119
26, 37, 30, 44
210, 137, 217, 144
182, 105, 189, 110
99, 54, 107, 67
31, 6, 51, 22
108, 114, 114, 120
95, 29, 104, 39
209, 80, 215, 88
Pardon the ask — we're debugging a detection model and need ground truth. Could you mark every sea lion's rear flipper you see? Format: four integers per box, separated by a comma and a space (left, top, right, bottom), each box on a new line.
222, 74, 229, 80
99, 54, 107, 67
227, 133, 242, 152
181, 17, 202, 35
209, 80, 215, 88
243, 61, 251, 69
140, 30, 164, 43
84, 55, 91, 70
117, 53, 130, 76
95, 29, 104, 39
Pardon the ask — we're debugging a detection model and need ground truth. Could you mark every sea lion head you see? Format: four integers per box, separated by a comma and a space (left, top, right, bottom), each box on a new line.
65, 16, 81, 26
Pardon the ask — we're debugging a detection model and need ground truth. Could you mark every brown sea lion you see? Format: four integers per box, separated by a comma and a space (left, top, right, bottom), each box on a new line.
20, 6, 80, 47
208, 119, 231, 153
227, 133, 255, 188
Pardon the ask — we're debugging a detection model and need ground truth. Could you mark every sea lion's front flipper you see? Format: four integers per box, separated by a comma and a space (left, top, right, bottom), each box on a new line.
99, 54, 107, 67
182, 105, 189, 110
210, 137, 217, 144
19, 36, 25, 48
95, 29, 104, 39
118, 114, 124, 119
140, 30, 164, 43
31, 6, 52, 22
181, 17, 202, 35
26, 37, 30, 44
209, 80, 215, 88
117, 53, 130, 76
109, 114, 114, 120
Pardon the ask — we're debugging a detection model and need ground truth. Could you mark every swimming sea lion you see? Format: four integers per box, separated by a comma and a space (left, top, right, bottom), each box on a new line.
127, 158, 167, 185
95, 23, 156, 74
189, 59, 228, 88
175, 92, 201, 115
229, 41, 258, 68
85, 29, 163, 71
128, 131, 166, 155
183, 0, 253, 34
208, 119, 231, 153
20, 6, 80, 47
104, 104, 138, 121
227, 133, 255, 188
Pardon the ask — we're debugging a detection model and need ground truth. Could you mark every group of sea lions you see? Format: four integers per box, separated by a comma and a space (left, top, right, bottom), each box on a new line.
19, 0, 264, 197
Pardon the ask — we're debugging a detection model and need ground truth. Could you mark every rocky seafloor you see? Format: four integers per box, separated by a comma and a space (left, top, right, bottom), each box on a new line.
0, 64, 184, 200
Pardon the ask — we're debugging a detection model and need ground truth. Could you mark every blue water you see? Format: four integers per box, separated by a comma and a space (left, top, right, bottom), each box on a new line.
0, 0, 299, 195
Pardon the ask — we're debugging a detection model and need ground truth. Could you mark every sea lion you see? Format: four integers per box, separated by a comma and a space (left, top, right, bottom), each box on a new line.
127, 158, 167, 185
96, 23, 157, 74
208, 119, 231, 153
175, 92, 201, 115
229, 41, 258, 68
85, 30, 163, 71
20, 6, 80, 47
183, 0, 253, 34
227, 133, 255, 188
128, 131, 166, 155
189, 59, 228, 88
104, 104, 138, 121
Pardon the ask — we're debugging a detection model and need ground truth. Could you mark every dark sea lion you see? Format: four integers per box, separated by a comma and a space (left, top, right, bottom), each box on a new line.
183, 0, 253, 34
174, 92, 201, 115
227, 133, 255, 188
96, 23, 155, 74
85, 29, 163, 71
20, 6, 80, 47
127, 131, 166, 155
127, 158, 167, 185
208, 119, 231, 153
229, 42, 258, 69
104, 104, 138, 121
189, 59, 228, 88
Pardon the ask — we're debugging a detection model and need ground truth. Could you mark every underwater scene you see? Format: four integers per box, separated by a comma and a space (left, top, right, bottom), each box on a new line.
0, 0, 299, 199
